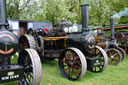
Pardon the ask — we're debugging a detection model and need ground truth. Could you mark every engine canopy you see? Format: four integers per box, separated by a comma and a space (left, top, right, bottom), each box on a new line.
0, 31, 18, 57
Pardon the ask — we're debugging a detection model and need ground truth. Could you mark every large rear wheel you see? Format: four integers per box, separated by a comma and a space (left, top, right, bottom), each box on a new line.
59, 47, 87, 81
18, 49, 42, 85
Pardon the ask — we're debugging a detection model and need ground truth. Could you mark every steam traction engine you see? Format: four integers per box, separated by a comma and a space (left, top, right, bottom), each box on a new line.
96, 18, 126, 65
0, 0, 42, 85
115, 32, 128, 54
19, 5, 108, 80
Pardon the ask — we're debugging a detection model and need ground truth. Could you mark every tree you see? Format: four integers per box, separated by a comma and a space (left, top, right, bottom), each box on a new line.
7, 0, 36, 19
7, 0, 128, 26
33, 0, 81, 25
89, 0, 128, 26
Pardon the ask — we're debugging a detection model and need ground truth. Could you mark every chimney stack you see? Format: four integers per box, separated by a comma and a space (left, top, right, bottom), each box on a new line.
0, 0, 7, 29
110, 17, 115, 40
81, 4, 89, 32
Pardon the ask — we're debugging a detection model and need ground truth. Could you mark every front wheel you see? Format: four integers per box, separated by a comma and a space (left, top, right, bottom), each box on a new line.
59, 47, 87, 81
106, 48, 122, 65
90, 46, 108, 72
18, 49, 42, 85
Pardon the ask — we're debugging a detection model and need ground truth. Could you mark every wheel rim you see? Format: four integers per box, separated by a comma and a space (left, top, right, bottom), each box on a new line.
19, 49, 42, 85
36, 36, 44, 51
19, 35, 29, 49
91, 46, 108, 72
19, 35, 37, 50
21, 54, 34, 85
116, 47, 126, 61
59, 47, 87, 81
106, 48, 122, 65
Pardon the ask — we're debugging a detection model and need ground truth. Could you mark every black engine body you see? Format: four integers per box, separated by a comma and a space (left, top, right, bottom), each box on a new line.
67, 32, 95, 52
0, 30, 18, 57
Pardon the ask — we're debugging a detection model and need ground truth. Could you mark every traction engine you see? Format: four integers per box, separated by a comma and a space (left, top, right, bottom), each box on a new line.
96, 18, 126, 65
0, 0, 42, 85
19, 5, 108, 81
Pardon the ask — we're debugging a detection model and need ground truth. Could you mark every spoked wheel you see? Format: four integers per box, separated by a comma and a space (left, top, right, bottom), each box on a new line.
106, 48, 122, 65
91, 46, 108, 73
59, 47, 87, 81
19, 35, 36, 50
116, 47, 126, 61
18, 49, 42, 85
36, 36, 44, 52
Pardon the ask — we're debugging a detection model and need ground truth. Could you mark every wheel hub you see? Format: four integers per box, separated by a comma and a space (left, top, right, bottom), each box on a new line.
111, 56, 114, 59
68, 61, 74, 67
24, 65, 32, 72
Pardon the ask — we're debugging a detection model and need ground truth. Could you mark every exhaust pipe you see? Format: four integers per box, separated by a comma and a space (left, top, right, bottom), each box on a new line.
110, 17, 115, 40
81, 4, 89, 32
0, 0, 7, 29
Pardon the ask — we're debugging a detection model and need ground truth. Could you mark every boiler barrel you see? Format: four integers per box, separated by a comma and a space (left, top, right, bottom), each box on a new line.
0, 31, 18, 57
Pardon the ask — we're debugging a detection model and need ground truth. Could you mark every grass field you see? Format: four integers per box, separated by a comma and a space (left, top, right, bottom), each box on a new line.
1, 55, 128, 85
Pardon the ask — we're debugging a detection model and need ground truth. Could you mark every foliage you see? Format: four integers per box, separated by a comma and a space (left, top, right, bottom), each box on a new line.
7, 0, 37, 19
34, 0, 83, 24
89, 0, 128, 26
6, 0, 128, 26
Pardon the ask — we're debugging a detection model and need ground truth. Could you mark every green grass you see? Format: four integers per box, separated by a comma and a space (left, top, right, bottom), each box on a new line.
40, 56, 128, 85
1, 56, 128, 85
